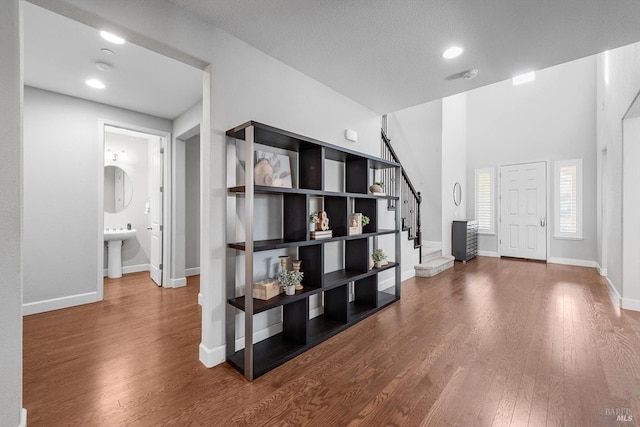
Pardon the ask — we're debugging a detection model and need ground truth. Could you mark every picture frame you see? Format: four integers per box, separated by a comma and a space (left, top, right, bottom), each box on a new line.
254, 150, 293, 188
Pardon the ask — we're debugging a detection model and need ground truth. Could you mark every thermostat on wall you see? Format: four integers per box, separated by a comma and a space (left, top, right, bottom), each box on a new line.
345, 129, 358, 143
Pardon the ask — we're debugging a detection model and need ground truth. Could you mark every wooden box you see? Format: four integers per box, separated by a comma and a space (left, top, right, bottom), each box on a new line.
253, 279, 281, 300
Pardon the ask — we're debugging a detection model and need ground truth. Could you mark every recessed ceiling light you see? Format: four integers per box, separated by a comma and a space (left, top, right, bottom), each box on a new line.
101, 48, 114, 56
100, 31, 125, 45
442, 46, 464, 59
462, 69, 479, 79
95, 61, 112, 72
85, 79, 106, 89
512, 71, 536, 85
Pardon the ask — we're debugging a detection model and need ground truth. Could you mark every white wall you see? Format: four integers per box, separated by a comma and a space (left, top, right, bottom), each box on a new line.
185, 134, 200, 271
23, 86, 171, 313
0, 0, 24, 423
103, 131, 151, 271
386, 99, 443, 245
441, 93, 468, 256
36, 0, 382, 367
598, 41, 640, 310
172, 101, 202, 284
622, 116, 640, 309
466, 56, 597, 263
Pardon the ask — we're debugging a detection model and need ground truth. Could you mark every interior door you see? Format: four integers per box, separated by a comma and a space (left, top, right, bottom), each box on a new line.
499, 162, 547, 260
149, 136, 164, 286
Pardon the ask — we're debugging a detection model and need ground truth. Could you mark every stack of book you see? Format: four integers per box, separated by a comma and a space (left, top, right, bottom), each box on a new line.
310, 229, 333, 240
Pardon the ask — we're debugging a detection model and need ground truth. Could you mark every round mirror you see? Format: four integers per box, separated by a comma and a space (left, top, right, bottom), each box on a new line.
104, 165, 133, 213
453, 182, 462, 206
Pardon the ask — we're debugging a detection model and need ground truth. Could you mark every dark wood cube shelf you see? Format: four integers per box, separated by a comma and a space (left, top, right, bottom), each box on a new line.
225, 121, 402, 380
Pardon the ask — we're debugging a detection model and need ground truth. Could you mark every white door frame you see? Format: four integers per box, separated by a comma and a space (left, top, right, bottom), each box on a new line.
98, 119, 172, 298
497, 160, 550, 261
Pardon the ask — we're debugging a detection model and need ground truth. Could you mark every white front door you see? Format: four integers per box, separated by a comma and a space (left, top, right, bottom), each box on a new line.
149, 136, 164, 286
499, 162, 547, 260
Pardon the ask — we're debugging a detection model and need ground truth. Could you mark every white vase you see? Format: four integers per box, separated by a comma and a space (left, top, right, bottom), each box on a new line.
310, 222, 316, 232
374, 260, 383, 268
285, 286, 295, 295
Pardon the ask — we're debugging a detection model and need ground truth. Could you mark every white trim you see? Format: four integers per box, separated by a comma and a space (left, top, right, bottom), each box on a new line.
234, 323, 283, 351
198, 342, 225, 368
185, 267, 200, 276
197, 292, 202, 306
379, 267, 414, 291
477, 250, 499, 257
102, 263, 149, 277
606, 277, 621, 307
170, 277, 187, 288
553, 158, 583, 240
596, 262, 607, 276
547, 257, 597, 268
18, 408, 27, 427
23, 292, 98, 316
621, 297, 640, 312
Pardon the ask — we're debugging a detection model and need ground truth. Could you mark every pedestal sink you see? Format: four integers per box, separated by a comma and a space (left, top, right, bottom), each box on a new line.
104, 229, 136, 279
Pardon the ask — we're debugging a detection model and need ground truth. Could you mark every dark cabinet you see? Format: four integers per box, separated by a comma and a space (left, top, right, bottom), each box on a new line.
452, 220, 478, 262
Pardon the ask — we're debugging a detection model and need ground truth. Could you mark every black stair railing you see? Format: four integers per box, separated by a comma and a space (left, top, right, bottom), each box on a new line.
380, 116, 422, 260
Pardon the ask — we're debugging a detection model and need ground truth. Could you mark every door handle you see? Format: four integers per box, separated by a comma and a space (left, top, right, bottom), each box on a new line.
147, 227, 153, 230
540, 216, 546, 227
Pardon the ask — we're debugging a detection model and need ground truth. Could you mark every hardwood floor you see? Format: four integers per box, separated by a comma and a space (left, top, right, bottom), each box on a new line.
23, 258, 640, 426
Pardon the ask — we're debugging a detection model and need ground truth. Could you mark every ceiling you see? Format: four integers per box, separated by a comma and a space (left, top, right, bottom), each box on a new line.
23, 1, 640, 117
167, 0, 640, 113
23, 2, 203, 120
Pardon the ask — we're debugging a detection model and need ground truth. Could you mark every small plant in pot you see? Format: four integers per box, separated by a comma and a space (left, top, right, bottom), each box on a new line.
309, 212, 319, 232
361, 215, 370, 227
277, 269, 304, 295
369, 181, 384, 194
372, 249, 386, 268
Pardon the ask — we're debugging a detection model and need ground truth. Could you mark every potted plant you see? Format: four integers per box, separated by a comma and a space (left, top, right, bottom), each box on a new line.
309, 212, 319, 232
361, 215, 370, 227
277, 269, 304, 295
372, 248, 386, 268
370, 181, 384, 194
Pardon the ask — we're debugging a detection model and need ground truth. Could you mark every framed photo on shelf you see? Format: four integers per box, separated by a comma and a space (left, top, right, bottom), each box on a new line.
254, 150, 293, 188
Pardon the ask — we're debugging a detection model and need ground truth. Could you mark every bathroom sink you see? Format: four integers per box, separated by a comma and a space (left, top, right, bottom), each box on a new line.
104, 229, 136, 278
104, 229, 136, 242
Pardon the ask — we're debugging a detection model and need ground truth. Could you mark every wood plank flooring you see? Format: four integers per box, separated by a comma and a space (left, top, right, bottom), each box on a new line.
23, 258, 640, 426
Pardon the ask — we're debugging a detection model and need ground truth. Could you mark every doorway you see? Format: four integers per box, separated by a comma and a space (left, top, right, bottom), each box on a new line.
499, 161, 548, 260
101, 123, 170, 289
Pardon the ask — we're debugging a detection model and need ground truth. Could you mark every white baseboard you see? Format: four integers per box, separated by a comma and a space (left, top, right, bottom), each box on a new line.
199, 342, 225, 368
606, 277, 621, 308
478, 250, 499, 257
23, 291, 98, 316
621, 297, 640, 312
402, 268, 415, 282
596, 263, 607, 276
103, 263, 149, 277
198, 292, 203, 306
170, 277, 187, 288
547, 257, 597, 268
423, 241, 442, 249
18, 408, 27, 427
185, 267, 200, 277
235, 322, 283, 351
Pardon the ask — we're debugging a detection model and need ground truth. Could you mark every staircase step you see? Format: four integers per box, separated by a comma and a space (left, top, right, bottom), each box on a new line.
421, 247, 442, 262
414, 256, 455, 278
